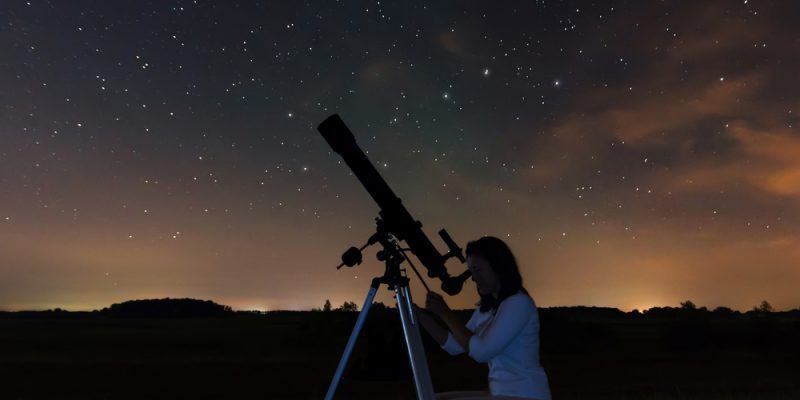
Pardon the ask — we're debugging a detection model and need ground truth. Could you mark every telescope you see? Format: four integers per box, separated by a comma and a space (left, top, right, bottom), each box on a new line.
318, 114, 471, 400
318, 114, 471, 295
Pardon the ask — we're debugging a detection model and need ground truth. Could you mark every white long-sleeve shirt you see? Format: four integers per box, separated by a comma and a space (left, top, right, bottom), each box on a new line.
441, 291, 551, 400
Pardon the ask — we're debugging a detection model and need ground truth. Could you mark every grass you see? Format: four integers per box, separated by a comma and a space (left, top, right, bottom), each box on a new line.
1, 311, 798, 399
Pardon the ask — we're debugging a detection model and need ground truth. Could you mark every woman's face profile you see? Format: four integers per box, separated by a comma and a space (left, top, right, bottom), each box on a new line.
467, 255, 500, 296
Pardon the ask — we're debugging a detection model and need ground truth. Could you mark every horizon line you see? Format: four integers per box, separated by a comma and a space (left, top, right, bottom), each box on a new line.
1, 300, 795, 314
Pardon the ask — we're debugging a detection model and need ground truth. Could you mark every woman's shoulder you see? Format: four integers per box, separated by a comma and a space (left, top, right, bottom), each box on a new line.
499, 291, 536, 312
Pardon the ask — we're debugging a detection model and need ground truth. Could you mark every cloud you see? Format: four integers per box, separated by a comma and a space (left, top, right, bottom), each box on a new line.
518, 2, 799, 203
654, 123, 800, 198
437, 31, 465, 56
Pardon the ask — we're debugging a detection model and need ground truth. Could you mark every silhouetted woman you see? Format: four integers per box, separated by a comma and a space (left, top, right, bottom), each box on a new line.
416, 236, 551, 400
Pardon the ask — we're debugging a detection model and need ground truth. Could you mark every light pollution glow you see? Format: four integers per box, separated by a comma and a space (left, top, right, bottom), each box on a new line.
1, 1, 798, 312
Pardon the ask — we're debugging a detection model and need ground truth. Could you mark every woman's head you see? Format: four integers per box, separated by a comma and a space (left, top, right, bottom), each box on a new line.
465, 236, 527, 312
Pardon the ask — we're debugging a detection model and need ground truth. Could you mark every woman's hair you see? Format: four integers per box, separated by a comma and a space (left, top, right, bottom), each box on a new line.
466, 236, 529, 313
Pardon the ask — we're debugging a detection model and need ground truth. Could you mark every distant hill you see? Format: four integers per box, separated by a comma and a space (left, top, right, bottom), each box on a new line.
101, 298, 234, 317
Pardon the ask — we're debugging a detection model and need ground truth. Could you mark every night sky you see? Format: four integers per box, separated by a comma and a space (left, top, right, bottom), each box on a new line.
2, 1, 799, 312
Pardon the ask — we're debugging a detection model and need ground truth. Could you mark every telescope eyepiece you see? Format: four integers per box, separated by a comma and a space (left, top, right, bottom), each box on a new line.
440, 270, 472, 296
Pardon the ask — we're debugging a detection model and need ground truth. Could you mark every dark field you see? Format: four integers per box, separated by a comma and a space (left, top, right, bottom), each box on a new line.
2, 307, 799, 400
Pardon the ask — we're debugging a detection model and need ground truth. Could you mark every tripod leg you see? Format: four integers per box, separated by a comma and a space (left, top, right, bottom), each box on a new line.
396, 284, 436, 400
324, 284, 379, 400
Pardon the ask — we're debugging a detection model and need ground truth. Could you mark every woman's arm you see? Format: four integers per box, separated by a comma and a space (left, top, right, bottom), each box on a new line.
467, 295, 533, 362
414, 304, 448, 345
426, 292, 472, 351
437, 307, 473, 351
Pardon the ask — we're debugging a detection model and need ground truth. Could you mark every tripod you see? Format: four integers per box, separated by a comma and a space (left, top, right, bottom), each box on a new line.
324, 221, 435, 400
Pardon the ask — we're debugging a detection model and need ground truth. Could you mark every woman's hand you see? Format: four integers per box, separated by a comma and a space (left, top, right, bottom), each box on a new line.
425, 291, 451, 317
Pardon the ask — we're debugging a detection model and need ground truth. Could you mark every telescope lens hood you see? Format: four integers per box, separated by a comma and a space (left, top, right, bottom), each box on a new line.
318, 114, 356, 155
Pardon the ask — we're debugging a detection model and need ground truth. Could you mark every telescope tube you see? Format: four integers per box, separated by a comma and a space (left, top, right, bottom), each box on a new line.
318, 114, 450, 282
